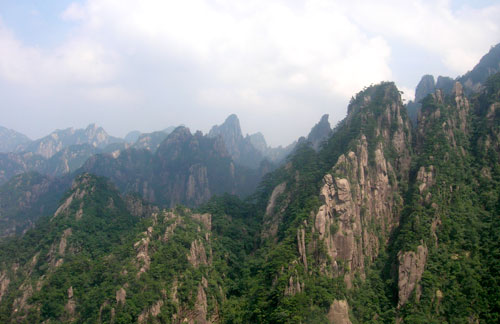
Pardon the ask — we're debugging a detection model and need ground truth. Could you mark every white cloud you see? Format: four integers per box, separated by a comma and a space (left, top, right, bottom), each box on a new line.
345, 0, 500, 74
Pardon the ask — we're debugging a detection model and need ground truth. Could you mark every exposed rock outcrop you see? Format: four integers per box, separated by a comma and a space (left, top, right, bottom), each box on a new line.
208, 114, 264, 168
64, 286, 76, 321
261, 182, 287, 240
187, 239, 208, 268
116, 287, 127, 305
307, 114, 331, 150
398, 245, 428, 307
328, 300, 352, 324
0, 270, 9, 303
314, 83, 411, 285
134, 227, 153, 277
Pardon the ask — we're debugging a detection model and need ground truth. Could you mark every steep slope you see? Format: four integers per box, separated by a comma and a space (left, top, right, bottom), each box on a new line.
0, 152, 46, 185
0, 126, 31, 153
247, 132, 296, 164
407, 42, 500, 126
459, 43, 500, 93
389, 76, 500, 323
82, 126, 262, 207
216, 82, 412, 323
0, 172, 69, 238
0, 174, 257, 323
208, 114, 264, 168
307, 114, 332, 150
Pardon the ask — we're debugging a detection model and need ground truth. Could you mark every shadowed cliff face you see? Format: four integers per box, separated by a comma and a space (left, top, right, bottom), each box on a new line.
81, 126, 262, 208
0, 172, 70, 238
208, 114, 265, 169
459, 43, 500, 93
307, 114, 332, 150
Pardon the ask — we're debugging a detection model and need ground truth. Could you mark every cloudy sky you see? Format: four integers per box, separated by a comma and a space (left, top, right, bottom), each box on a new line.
1, 0, 499, 146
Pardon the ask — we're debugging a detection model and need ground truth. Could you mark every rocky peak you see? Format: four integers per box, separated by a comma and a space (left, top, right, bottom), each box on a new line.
208, 114, 243, 145
247, 132, 267, 152
0, 126, 31, 153
459, 42, 500, 93
208, 114, 264, 168
436, 76, 455, 94
307, 114, 331, 150
415, 74, 436, 103
208, 114, 244, 157
311, 82, 411, 287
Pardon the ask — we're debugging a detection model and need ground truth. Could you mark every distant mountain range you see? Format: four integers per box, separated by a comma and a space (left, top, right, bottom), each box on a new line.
0, 43, 499, 324
0, 112, 331, 238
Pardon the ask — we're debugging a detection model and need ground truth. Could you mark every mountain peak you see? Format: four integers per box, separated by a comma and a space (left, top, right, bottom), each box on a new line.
307, 114, 331, 150
460, 42, 500, 93
0, 125, 31, 153
209, 114, 243, 140
415, 74, 436, 103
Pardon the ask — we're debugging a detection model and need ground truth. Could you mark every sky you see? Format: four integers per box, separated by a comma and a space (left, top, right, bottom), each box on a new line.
0, 0, 499, 146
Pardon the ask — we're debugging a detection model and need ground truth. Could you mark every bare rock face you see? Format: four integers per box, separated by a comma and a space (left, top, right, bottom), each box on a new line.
192, 213, 212, 231
314, 138, 401, 285
116, 287, 126, 305
307, 114, 331, 150
125, 195, 159, 218
194, 281, 209, 324
398, 244, 428, 307
187, 239, 208, 268
261, 182, 288, 240
58, 228, 72, 256
186, 164, 211, 205
64, 286, 76, 321
134, 230, 152, 277
416, 165, 435, 194
313, 83, 411, 285
138, 299, 164, 323
0, 270, 10, 303
327, 300, 352, 324
284, 266, 304, 297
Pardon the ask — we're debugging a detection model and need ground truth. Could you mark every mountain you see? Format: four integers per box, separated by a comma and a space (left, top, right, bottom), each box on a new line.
208, 114, 265, 168
0, 174, 255, 323
247, 132, 296, 163
127, 126, 179, 152
306, 113, 332, 149
81, 126, 262, 207
16, 124, 124, 159
0, 125, 127, 185
0, 126, 31, 153
124, 130, 141, 143
459, 43, 500, 93
132, 131, 170, 152
1, 48, 499, 323
0, 143, 128, 186
0, 172, 69, 238
408, 42, 500, 125
0, 152, 46, 185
